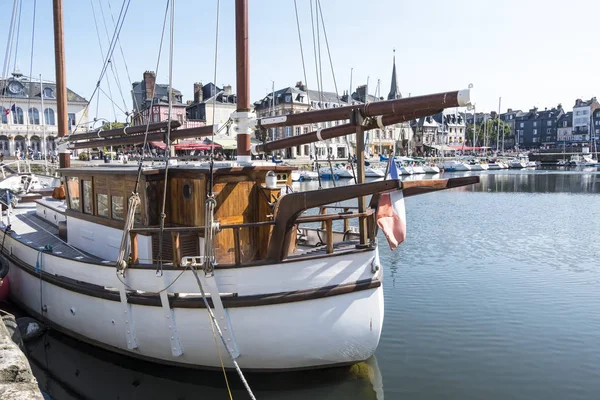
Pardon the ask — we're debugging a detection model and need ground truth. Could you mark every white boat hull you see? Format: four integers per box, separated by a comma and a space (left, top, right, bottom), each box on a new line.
364, 167, 385, 178
423, 165, 440, 174
7, 234, 383, 371
411, 166, 426, 174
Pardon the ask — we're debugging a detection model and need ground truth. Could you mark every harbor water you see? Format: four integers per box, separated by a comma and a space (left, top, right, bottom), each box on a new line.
25, 168, 600, 399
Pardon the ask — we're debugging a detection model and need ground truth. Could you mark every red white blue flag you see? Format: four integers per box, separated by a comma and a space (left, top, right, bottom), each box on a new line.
376, 159, 406, 250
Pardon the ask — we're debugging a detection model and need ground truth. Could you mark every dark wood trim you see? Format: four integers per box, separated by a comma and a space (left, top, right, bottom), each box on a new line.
7, 251, 381, 309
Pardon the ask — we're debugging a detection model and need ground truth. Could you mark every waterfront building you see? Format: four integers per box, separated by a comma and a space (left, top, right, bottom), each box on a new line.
432, 112, 465, 146
253, 81, 349, 159
539, 105, 564, 147
557, 112, 573, 143
131, 71, 204, 130
411, 116, 439, 155
186, 82, 237, 127
572, 97, 600, 144
253, 54, 413, 159
0, 71, 89, 157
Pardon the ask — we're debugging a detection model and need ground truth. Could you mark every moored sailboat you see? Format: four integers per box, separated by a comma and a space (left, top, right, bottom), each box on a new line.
5, 0, 478, 373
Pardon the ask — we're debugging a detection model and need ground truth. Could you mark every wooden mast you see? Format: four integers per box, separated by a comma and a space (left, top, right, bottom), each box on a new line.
52, 0, 69, 168
235, 0, 251, 161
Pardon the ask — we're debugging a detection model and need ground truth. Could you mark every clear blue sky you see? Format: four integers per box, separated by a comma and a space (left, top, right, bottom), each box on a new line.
3, 0, 599, 122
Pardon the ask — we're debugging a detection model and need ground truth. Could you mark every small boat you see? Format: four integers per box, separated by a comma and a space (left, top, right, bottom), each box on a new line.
440, 160, 471, 171
508, 158, 526, 169
396, 163, 413, 175
291, 170, 319, 182
423, 164, 440, 174
364, 167, 385, 178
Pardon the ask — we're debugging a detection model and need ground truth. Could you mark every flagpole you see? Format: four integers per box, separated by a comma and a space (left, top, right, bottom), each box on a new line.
40, 74, 48, 174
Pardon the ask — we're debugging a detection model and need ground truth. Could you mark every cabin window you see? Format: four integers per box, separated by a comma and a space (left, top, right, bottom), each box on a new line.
112, 195, 124, 220
97, 194, 109, 217
67, 177, 80, 210
82, 180, 92, 214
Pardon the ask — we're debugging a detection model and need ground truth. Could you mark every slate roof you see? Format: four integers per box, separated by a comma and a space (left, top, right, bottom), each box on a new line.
0, 77, 87, 103
557, 111, 573, 127
131, 80, 184, 111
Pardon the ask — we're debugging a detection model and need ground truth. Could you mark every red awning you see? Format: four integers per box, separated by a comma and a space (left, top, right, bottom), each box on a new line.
174, 143, 222, 151
149, 141, 167, 150
449, 145, 484, 151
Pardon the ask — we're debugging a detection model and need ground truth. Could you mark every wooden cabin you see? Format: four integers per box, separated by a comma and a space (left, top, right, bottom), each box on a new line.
58, 164, 296, 265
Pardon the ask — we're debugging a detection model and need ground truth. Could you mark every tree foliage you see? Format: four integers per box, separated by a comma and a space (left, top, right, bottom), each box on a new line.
466, 119, 511, 146
100, 121, 126, 131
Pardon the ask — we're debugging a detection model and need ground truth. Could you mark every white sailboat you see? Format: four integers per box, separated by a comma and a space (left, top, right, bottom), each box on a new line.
4, 0, 476, 373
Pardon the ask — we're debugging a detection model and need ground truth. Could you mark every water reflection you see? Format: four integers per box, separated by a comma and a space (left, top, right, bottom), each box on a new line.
27, 330, 384, 400
293, 168, 600, 194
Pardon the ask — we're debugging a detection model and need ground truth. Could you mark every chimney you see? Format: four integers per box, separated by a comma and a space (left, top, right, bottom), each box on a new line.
223, 84, 232, 95
295, 81, 307, 91
193, 82, 203, 103
356, 85, 367, 102
143, 71, 156, 101
507, 108, 512, 113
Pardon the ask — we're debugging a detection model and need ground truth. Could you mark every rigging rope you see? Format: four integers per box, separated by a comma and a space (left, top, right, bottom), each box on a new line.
98, 0, 129, 115
1, 0, 18, 111
189, 262, 257, 400
316, 0, 356, 184
132, 0, 170, 194
106, 0, 139, 115
156, 0, 175, 276
71, 0, 131, 135
12, 0, 22, 74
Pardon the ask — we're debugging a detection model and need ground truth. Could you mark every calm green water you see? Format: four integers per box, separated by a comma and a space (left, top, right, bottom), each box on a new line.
26, 169, 600, 399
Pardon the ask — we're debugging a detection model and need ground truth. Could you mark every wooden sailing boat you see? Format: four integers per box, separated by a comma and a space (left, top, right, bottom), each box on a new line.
4, 0, 477, 370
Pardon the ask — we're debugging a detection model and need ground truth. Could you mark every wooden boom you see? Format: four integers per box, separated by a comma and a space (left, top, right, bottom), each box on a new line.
68, 124, 216, 150
66, 121, 181, 142
255, 108, 442, 153
257, 89, 472, 130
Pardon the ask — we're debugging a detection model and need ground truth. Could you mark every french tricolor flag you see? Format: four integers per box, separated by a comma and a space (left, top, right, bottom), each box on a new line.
376, 159, 406, 250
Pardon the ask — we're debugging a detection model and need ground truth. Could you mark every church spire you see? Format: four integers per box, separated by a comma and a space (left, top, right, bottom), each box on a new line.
387, 49, 402, 100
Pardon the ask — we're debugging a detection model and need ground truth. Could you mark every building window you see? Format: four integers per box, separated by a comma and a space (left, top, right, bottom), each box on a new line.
563, 121, 567, 127
0, 107, 6, 124
43, 87, 54, 98
533, 129, 537, 135
547, 120, 551, 126
285, 95, 291, 103
285, 126, 292, 137
547, 128, 551, 134
177, 114, 184, 124
97, 194, 109, 217
295, 127, 300, 136
520, 122, 524, 128
82, 180, 93, 214
112, 195, 124, 220
303, 127, 308, 134
28, 108, 40, 125
44, 108, 56, 125
533, 121, 537, 127
583, 110, 588, 115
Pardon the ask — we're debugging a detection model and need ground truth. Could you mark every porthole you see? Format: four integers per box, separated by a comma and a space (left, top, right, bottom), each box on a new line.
282, 174, 287, 180
182, 182, 193, 200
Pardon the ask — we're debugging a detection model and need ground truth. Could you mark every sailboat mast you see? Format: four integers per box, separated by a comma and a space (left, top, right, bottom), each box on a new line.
52, 0, 69, 168
235, 0, 251, 161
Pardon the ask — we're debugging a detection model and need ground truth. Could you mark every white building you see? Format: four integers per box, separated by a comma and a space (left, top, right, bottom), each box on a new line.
252, 54, 413, 160
572, 97, 600, 143
0, 72, 89, 157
